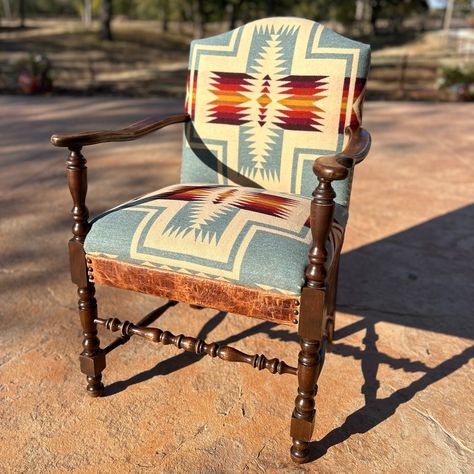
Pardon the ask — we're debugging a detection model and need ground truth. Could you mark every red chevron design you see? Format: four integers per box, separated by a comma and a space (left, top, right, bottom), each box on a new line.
277, 75, 327, 132
208, 72, 253, 126
154, 186, 297, 220
339, 77, 366, 133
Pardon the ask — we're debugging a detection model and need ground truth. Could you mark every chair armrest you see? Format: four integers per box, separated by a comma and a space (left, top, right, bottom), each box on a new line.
51, 113, 190, 148
313, 126, 371, 181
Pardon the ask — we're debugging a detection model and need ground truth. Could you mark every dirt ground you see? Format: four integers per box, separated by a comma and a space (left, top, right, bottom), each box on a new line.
0, 96, 473, 473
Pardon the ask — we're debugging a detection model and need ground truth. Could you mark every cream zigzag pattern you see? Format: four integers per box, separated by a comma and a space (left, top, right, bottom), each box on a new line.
185, 18, 367, 200
128, 202, 311, 282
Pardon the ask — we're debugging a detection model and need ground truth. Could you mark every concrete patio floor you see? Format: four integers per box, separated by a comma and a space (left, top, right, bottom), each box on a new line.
0, 97, 473, 473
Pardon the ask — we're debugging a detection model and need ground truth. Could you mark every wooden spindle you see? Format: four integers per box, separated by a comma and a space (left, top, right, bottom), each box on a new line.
95, 317, 297, 376
305, 178, 336, 289
290, 338, 322, 463
67, 147, 91, 243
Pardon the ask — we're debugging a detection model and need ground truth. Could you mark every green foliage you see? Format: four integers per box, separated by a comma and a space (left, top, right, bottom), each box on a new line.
24, 0, 79, 15
439, 64, 474, 87
1, 0, 435, 32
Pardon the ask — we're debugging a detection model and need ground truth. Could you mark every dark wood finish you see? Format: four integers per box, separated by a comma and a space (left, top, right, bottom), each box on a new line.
54, 97, 370, 465
313, 126, 371, 180
103, 300, 178, 355
305, 178, 336, 291
51, 113, 190, 148
326, 246, 342, 343
68, 240, 88, 287
95, 316, 297, 376
66, 147, 105, 397
290, 127, 371, 463
87, 256, 301, 325
342, 126, 371, 164
78, 285, 105, 397
298, 288, 325, 341
66, 148, 90, 243
290, 338, 324, 463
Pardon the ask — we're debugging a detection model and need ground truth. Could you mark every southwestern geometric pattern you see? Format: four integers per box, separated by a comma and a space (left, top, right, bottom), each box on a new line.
84, 184, 344, 295
182, 17, 370, 207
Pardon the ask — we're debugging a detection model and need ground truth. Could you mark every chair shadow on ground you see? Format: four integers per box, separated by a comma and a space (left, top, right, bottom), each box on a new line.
104, 204, 474, 460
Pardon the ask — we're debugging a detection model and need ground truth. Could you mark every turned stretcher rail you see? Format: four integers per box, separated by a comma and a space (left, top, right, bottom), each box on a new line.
102, 301, 178, 355
95, 316, 297, 376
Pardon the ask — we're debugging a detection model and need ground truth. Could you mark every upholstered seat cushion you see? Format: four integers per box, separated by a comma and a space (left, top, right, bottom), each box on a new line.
85, 184, 345, 296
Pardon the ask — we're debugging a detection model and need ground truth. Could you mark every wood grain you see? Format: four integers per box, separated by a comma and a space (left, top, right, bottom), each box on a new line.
313, 126, 371, 180
51, 113, 190, 147
96, 316, 297, 376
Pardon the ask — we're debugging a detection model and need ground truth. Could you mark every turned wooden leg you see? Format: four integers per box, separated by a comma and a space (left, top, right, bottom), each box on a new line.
290, 338, 323, 463
77, 284, 105, 397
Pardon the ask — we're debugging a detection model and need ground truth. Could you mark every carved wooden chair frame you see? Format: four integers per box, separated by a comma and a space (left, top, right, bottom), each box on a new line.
51, 117, 370, 463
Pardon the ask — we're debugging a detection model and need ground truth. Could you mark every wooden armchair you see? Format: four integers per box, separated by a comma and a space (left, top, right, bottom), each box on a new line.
51, 18, 371, 464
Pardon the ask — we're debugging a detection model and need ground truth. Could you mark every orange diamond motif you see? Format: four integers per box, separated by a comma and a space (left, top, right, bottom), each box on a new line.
257, 94, 271, 107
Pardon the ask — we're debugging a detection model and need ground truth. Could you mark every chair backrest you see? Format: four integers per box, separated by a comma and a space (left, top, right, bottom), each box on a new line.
181, 17, 370, 208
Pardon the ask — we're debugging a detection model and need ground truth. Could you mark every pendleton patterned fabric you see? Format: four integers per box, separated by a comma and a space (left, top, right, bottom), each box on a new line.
182, 17, 370, 207
84, 184, 344, 295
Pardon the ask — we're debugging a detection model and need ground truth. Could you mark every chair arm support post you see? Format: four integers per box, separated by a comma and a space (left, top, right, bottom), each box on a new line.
67, 147, 90, 243
299, 127, 369, 340
66, 146, 90, 287
305, 178, 337, 289
299, 177, 337, 340
305, 126, 371, 290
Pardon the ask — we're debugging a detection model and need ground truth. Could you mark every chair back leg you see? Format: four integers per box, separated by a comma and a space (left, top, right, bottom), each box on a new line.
326, 253, 341, 343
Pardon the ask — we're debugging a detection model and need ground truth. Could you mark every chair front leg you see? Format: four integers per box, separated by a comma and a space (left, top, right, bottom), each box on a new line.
67, 146, 105, 396
78, 284, 105, 396
290, 172, 339, 463
290, 337, 323, 463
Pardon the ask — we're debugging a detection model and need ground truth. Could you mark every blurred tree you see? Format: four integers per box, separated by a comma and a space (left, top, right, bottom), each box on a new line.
161, 0, 170, 31
227, 0, 245, 29
0, 0, 440, 37
266, 0, 274, 16
193, 0, 206, 38
443, 0, 454, 30
1, 0, 12, 19
100, 0, 113, 40
83, 0, 92, 27
19, 0, 25, 27
355, 0, 371, 33
370, 0, 428, 35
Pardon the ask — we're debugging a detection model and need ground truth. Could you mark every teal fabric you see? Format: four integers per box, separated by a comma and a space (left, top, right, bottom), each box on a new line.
85, 184, 345, 296
84, 18, 369, 298
181, 17, 370, 212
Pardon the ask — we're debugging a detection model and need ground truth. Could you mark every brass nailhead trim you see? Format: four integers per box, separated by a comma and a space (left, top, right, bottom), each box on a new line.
293, 300, 300, 306
293, 310, 299, 316
292, 318, 298, 324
